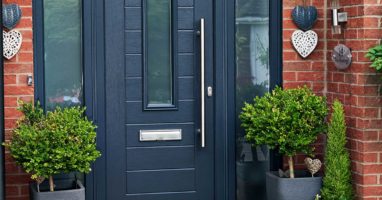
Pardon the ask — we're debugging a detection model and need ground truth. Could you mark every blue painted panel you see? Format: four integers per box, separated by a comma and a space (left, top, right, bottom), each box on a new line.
125, 192, 196, 200
126, 169, 195, 194
125, 101, 194, 124
179, 77, 194, 100
125, 7, 142, 30
125, 31, 142, 54
126, 146, 195, 170
104, 0, 127, 199
125, 0, 141, 7
125, 54, 142, 77
178, 54, 194, 76
178, 31, 194, 53
178, 0, 193, 7
178, 8, 194, 30
125, 77, 142, 101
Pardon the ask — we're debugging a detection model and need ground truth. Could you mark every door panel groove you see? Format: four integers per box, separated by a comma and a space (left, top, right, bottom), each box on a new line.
124, 30, 141, 33
125, 99, 194, 103
178, 76, 194, 79
125, 77, 142, 80
125, 122, 194, 126
126, 145, 194, 149
126, 168, 195, 173
125, 191, 196, 196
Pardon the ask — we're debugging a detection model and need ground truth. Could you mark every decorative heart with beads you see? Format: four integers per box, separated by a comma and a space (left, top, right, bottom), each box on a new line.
3, 30, 22, 60
291, 30, 318, 58
3, 4, 22, 30
304, 157, 322, 177
292, 5, 318, 31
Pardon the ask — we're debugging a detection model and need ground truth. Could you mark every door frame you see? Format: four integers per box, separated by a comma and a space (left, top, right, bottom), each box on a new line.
84, 0, 283, 199
82, 0, 106, 199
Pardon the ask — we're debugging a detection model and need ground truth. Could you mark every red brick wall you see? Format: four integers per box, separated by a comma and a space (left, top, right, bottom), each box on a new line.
331, 2, 382, 199
283, 0, 327, 170
3, 0, 33, 199
283, 0, 382, 199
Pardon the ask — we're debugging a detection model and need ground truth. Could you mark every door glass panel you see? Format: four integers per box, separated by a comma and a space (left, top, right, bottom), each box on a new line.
146, 0, 173, 107
43, 0, 83, 110
235, 0, 270, 199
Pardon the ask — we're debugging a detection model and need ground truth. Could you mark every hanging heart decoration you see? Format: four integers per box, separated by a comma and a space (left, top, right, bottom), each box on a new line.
3, 4, 22, 30
292, 5, 318, 31
291, 30, 318, 58
3, 30, 23, 60
304, 157, 322, 177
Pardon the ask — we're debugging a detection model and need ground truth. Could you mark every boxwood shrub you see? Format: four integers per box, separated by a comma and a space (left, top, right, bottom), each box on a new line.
4, 102, 101, 192
240, 86, 328, 178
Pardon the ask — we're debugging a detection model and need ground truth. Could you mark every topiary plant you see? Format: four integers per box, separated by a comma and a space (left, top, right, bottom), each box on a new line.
240, 86, 328, 178
321, 100, 353, 200
366, 44, 382, 75
4, 102, 101, 192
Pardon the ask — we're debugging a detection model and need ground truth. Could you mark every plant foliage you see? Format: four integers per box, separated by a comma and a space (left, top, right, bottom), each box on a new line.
240, 86, 328, 157
321, 100, 353, 200
366, 44, 382, 74
4, 102, 101, 184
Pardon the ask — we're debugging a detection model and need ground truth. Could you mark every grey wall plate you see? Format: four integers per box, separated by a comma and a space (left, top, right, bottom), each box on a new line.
332, 44, 352, 70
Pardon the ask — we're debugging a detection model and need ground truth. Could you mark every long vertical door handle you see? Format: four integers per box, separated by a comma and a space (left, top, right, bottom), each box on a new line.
200, 18, 206, 148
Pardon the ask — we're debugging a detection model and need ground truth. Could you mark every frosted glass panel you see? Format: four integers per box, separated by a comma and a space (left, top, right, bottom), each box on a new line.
43, 0, 83, 110
235, 0, 270, 199
146, 0, 173, 106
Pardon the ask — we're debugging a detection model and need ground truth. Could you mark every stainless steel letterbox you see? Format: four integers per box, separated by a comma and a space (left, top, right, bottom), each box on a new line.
139, 129, 182, 142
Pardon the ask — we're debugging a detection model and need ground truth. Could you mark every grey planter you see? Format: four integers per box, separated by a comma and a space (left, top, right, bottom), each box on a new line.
266, 171, 322, 200
30, 180, 85, 200
237, 161, 268, 200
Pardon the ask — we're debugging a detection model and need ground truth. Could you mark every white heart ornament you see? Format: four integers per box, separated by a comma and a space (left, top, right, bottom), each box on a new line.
304, 157, 322, 177
3, 30, 22, 60
291, 30, 318, 58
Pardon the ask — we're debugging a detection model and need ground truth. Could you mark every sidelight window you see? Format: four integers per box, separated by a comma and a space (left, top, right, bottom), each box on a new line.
35, 0, 83, 110
235, 0, 271, 199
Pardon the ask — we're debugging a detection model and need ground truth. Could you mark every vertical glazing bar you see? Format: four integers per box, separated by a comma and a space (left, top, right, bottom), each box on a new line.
200, 18, 206, 148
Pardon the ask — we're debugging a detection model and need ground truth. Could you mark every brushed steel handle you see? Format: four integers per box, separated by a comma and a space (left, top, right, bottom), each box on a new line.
200, 18, 206, 148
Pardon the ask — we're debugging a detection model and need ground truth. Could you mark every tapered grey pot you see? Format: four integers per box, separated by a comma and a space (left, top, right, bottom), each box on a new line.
30, 180, 85, 200
266, 171, 322, 200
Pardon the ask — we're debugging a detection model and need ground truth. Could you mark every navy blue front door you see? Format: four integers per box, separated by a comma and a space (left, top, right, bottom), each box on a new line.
103, 0, 214, 199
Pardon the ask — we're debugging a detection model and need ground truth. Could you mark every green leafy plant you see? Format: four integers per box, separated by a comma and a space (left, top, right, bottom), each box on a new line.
366, 44, 382, 74
4, 102, 101, 192
321, 100, 353, 200
240, 86, 328, 178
